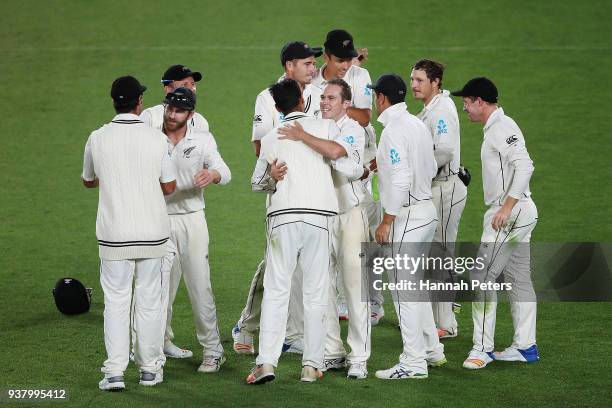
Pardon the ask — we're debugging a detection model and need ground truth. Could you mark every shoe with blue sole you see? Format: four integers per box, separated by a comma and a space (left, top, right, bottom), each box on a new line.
494, 345, 540, 362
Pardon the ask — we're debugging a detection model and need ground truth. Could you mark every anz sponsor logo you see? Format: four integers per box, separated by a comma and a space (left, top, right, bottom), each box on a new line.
390, 148, 400, 165
506, 135, 519, 145
364, 86, 372, 96
343, 135, 355, 145
436, 119, 448, 135
279, 112, 285, 121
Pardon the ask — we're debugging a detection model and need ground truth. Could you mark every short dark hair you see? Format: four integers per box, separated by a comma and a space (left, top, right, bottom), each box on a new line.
326, 78, 352, 102
269, 79, 302, 115
413, 59, 445, 89
114, 98, 140, 114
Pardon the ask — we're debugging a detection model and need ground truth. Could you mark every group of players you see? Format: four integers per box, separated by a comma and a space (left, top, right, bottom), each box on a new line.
83, 28, 539, 390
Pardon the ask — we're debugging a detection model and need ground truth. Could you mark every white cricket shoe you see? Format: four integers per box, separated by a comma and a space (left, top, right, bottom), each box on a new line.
139, 370, 163, 386
494, 345, 540, 362
463, 350, 495, 370
322, 356, 346, 372
98, 375, 125, 391
300, 365, 323, 382
163, 342, 193, 359
347, 362, 368, 379
246, 363, 275, 385
198, 355, 226, 373
375, 364, 428, 380
370, 301, 385, 326
338, 301, 349, 320
232, 322, 255, 354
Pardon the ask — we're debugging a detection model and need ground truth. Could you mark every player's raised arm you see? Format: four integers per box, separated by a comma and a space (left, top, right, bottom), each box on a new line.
278, 121, 347, 160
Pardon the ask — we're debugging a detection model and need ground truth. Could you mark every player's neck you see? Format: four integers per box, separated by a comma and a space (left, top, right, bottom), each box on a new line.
423, 89, 440, 107
481, 105, 498, 125
164, 125, 188, 146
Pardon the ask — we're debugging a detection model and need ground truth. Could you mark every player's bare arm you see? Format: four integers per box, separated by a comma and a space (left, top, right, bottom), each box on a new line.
278, 122, 347, 160
375, 213, 395, 244
160, 180, 176, 195
253, 140, 261, 157
81, 177, 99, 188
346, 107, 371, 127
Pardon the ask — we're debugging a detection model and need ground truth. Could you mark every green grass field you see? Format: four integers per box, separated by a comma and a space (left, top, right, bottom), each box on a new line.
1, 0, 611, 407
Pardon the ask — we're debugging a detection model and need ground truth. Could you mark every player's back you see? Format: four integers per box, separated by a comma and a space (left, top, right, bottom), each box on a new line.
261, 114, 339, 217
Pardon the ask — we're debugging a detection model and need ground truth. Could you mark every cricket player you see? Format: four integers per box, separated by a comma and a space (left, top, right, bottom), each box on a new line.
233, 41, 323, 355
451, 78, 539, 369
275, 79, 372, 379
311, 29, 384, 324
410, 59, 467, 338
247, 79, 347, 384
161, 87, 231, 373
140, 64, 209, 133
369, 74, 446, 380
82, 76, 176, 390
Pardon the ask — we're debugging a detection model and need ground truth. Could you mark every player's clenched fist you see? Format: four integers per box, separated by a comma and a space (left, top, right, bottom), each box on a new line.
193, 169, 220, 188
375, 221, 392, 245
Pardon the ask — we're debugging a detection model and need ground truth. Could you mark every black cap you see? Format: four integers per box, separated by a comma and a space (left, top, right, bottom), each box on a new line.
53, 278, 92, 315
324, 29, 358, 59
163, 87, 196, 111
110, 76, 146, 105
451, 77, 498, 103
161, 64, 203, 84
367, 73, 407, 103
280, 41, 323, 66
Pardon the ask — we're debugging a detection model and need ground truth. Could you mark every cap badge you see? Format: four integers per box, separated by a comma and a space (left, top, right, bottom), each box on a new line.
342, 40, 351, 47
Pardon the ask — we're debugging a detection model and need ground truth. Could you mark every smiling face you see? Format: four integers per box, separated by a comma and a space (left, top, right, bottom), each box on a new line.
164, 75, 197, 95
320, 83, 350, 121
323, 52, 352, 79
462, 96, 486, 122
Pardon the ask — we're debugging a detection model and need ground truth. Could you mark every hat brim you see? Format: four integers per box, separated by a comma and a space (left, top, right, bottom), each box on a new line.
310, 47, 323, 58
450, 90, 466, 97
327, 47, 358, 59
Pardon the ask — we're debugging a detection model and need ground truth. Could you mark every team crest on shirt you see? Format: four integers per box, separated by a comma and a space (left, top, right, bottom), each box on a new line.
506, 135, 518, 145
437, 119, 448, 135
343, 135, 355, 145
183, 146, 196, 158
390, 148, 400, 164
253, 114, 263, 123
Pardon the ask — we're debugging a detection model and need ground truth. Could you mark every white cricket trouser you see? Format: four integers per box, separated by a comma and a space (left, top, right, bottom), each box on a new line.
237, 257, 304, 343
165, 211, 223, 357
430, 175, 467, 331
388, 202, 444, 371
257, 214, 332, 369
101, 257, 164, 376
365, 199, 384, 305
471, 199, 538, 352
326, 205, 371, 363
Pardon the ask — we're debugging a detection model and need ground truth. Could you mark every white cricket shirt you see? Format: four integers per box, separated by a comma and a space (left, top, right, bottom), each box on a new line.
376, 103, 437, 216
311, 64, 373, 111
417, 90, 460, 180
253, 112, 340, 217
481, 107, 534, 206
82, 114, 175, 260
164, 127, 231, 215
141, 104, 210, 132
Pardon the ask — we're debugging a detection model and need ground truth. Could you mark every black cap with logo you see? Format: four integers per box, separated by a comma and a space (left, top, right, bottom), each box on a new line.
280, 41, 323, 66
161, 64, 203, 85
110, 75, 147, 106
324, 29, 358, 59
163, 87, 196, 111
367, 73, 407, 103
451, 77, 498, 103
53, 278, 92, 315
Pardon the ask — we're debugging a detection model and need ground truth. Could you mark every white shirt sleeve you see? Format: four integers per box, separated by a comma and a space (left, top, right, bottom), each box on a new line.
492, 128, 534, 200
191, 112, 210, 132
378, 128, 411, 216
160, 147, 176, 183
250, 135, 276, 193
331, 122, 366, 180
202, 133, 231, 185
431, 110, 458, 168
352, 68, 373, 110
140, 109, 153, 127
81, 135, 96, 181
252, 92, 276, 142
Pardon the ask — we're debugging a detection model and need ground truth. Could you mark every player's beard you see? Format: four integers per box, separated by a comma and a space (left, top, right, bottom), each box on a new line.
164, 117, 189, 132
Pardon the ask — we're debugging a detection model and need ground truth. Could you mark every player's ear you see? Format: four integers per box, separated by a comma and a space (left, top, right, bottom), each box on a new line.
187, 111, 195, 120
